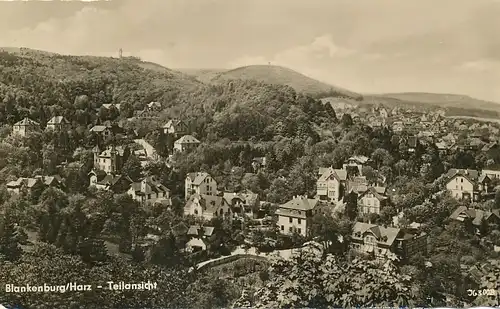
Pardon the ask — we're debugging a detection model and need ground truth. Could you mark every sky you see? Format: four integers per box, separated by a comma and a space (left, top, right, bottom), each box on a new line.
0, 0, 499, 102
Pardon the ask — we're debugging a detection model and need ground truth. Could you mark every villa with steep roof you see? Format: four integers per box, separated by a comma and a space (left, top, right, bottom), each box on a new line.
163, 119, 189, 136
316, 167, 347, 202
449, 206, 500, 235
351, 222, 428, 261
184, 194, 232, 221
445, 168, 492, 201
12, 117, 40, 137
92, 145, 128, 174
174, 135, 200, 152
223, 190, 259, 218
88, 172, 132, 193
46, 116, 69, 131
358, 186, 388, 215
276, 196, 320, 237
342, 156, 370, 176
89, 125, 111, 139
127, 176, 170, 205
186, 225, 215, 252
185, 172, 217, 200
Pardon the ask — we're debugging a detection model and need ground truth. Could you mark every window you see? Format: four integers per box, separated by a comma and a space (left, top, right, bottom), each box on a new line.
289, 227, 293, 232
461, 186, 463, 190
461, 178, 463, 183
298, 219, 302, 224
281, 225, 284, 231
206, 185, 209, 191
298, 228, 302, 234
194, 209, 198, 215
289, 217, 293, 223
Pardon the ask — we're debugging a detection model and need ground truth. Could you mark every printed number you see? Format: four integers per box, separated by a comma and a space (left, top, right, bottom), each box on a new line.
467, 289, 497, 297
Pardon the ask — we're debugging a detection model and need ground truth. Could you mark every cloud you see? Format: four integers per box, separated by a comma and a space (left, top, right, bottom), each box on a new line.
229, 34, 355, 68
457, 59, 500, 72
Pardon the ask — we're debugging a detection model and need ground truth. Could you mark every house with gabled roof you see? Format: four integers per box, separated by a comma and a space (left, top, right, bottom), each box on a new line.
316, 167, 347, 202
12, 117, 40, 137
276, 196, 320, 237
101, 103, 121, 111
92, 145, 128, 175
88, 171, 132, 193
342, 155, 370, 176
174, 135, 200, 152
223, 190, 259, 218
46, 116, 69, 131
89, 125, 111, 139
6, 177, 45, 194
482, 164, 500, 180
127, 176, 170, 205
163, 119, 189, 136
184, 194, 232, 221
449, 206, 500, 235
358, 186, 389, 215
185, 172, 217, 200
186, 225, 215, 252
445, 168, 491, 201
351, 222, 427, 261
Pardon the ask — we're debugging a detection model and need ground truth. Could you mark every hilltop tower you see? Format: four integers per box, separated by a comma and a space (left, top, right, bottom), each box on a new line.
119, 48, 123, 58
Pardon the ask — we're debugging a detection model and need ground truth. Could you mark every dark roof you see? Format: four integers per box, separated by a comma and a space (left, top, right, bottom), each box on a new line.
14, 117, 39, 126
129, 177, 169, 195
186, 172, 212, 185
446, 168, 480, 182
450, 206, 500, 226
279, 196, 319, 211
358, 187, 388, 201
185, 194, 228, 213
352, 222, 401, 246
47, 116, 68, 124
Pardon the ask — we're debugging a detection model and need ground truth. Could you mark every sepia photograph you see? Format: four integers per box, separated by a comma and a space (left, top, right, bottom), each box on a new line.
0, 0, 499, 308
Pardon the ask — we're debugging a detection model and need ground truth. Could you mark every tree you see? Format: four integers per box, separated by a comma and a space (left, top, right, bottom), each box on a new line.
0, 215, 22, 262
344, 192, 358, 220
341, 113, 353, 127
309, 213, 343, 253
253, 243, 417, 308
122, 154, 142, 181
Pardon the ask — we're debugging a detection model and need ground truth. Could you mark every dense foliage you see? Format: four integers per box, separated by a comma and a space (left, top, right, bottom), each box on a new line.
0, 50, 499, 308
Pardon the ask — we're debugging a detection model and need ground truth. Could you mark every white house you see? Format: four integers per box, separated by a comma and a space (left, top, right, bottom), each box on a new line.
358, 187, 388, 215
445, 169, 480, 201
89, 125, 111, 139
316, 167, 347, 202
184, 194, 232, 221
185, 172, 217, 200
342, 156, 370, 176
163, 119, 189, 136
12, 118, 40, 137
127, 176, 170, 205
276, 196, 320, 237
46, 116, 69, 131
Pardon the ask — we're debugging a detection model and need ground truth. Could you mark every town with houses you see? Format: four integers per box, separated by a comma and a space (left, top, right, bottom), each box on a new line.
3, 99, 500, 266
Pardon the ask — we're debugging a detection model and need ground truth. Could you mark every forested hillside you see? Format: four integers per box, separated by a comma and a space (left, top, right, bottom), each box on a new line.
1, 49, 499, 309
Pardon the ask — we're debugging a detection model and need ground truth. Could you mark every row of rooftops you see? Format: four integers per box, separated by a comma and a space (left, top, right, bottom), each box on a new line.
7, 175, 63, 189
14, 116, 69, 127
352, 221, 426, 247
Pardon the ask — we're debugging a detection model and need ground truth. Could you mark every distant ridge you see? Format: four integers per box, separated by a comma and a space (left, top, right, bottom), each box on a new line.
179, 65, 362, 100
368, 92, 500, 112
